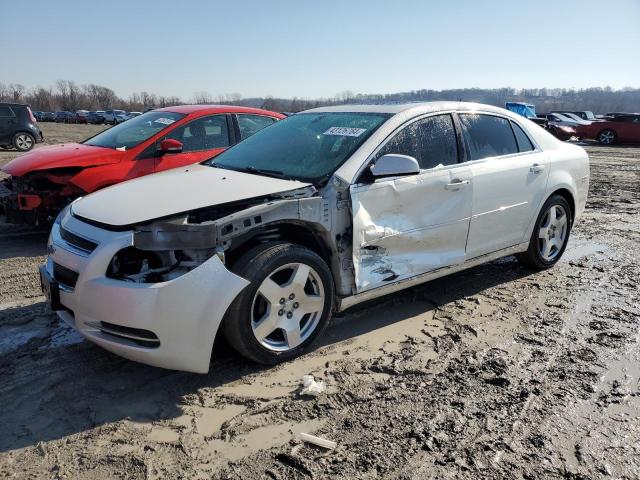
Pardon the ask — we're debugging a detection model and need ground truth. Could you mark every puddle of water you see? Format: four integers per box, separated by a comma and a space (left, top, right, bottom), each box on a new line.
0, 317, 50, 356
203, 418, 325, 463
194, 404, 247, 437
561, 241, 609, 262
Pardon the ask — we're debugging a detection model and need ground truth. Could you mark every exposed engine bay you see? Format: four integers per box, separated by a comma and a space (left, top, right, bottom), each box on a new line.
103, 183, 353, 294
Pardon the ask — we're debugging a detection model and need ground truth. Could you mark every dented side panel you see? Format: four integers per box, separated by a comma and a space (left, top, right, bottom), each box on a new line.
350, 167, 473, 292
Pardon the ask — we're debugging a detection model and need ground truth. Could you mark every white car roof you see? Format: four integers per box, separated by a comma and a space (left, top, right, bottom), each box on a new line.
323, 101, 562, 184
305, 101, 509, 116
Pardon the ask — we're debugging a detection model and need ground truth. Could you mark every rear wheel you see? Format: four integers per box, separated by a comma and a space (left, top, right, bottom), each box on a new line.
222, 242, 334, 364
598, 129, 616, 145
517, 195, 572, 269
13, 132, 35, 151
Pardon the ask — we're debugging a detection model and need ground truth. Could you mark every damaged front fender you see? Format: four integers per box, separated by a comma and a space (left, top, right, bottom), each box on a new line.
133, 194, 330, 252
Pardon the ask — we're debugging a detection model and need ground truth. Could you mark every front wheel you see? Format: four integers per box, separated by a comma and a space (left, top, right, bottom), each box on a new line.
222, 242, 334, 364
517, 195, 572, 269
13, 132, 35, 151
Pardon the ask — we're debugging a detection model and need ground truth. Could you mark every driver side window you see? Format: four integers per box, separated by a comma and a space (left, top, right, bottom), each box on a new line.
376, 114, 459, 170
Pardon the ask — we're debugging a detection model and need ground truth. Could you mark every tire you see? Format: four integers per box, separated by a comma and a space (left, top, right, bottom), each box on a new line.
222, 242, 334, 364
597, 129, 616, 145
13, 132, 35, 151
516, 195, 572, 269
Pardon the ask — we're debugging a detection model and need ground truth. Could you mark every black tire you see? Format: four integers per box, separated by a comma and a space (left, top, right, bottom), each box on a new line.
222, 242, 334, 364
13, 132, 35, 151
517, 195, 572, 269
597, 129, 616, 145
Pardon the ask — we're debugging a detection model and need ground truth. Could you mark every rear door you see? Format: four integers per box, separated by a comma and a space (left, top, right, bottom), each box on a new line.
350, 113, 473, 293
154, 114, 232, 172
460, 113, 550, 258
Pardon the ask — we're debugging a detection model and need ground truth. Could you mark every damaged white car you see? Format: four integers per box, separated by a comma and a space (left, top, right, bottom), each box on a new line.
40, 102, 589, 373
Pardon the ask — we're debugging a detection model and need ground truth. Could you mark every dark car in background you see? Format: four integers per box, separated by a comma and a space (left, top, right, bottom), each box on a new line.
70, 110, 89, 124
0, 103, 44, 151
54, 111, 74, 123
41, 112, 55, 122
87, 111, 105, 124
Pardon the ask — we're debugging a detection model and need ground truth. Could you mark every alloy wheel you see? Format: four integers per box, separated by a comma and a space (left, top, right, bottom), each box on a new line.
538, 204, 568, 262
599, 130, 615, 145
250, 262, 325, 352
16, 134, 33, 150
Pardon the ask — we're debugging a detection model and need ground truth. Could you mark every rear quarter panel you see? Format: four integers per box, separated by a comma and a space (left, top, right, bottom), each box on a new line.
545, 142, 589, 223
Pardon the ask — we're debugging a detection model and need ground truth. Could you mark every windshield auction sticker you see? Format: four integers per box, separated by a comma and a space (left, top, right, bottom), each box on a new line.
154, 117, 176, 125
323, 127, 367, 137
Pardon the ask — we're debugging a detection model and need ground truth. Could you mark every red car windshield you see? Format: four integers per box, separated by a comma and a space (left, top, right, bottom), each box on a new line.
84, 111, 185, 150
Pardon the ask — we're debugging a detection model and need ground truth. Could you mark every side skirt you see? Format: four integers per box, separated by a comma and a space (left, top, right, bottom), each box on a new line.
337, 243, 529, 312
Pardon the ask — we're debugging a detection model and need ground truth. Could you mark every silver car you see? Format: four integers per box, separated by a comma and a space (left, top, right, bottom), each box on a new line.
40, 102, 590, 372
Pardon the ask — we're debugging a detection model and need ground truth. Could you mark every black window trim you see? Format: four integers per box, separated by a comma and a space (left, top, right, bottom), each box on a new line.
456, 111, 541, 165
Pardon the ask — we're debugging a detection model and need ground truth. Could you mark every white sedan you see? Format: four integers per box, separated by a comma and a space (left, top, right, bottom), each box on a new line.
41, 102, 589, 372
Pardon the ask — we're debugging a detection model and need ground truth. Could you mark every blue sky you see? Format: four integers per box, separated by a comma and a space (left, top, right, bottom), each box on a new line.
2, 0, 639, 99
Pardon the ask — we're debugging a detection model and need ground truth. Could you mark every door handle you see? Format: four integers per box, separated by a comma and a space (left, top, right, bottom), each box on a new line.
530, 163, 545, 173
445, 179, 470, 190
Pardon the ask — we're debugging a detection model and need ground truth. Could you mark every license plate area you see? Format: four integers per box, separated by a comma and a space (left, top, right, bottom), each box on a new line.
39, 265, 62, 311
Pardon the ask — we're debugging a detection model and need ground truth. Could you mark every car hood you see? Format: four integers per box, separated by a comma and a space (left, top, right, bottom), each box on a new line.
2, 143, 124, 177
71, 164, 312, 227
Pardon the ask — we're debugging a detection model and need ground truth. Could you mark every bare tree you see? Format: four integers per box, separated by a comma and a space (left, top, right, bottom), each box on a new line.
192, 91, 213, 104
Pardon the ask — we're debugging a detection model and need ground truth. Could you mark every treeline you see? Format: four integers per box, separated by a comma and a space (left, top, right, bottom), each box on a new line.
1, 81, 639, 114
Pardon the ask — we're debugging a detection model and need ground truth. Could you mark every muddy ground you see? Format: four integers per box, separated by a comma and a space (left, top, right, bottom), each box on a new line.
0, 124, 638, 479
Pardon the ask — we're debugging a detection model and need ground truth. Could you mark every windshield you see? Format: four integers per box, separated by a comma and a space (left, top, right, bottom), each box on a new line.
212, 112, 390, 183
84, 111, 185, 150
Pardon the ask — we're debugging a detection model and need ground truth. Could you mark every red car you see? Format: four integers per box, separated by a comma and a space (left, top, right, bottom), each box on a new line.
1, 105, 284, 224
575, 114, 640, 145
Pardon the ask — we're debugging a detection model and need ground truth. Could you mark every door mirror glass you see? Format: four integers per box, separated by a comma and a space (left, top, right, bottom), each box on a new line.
370, 154, 420, 178
158, 138, 183, 154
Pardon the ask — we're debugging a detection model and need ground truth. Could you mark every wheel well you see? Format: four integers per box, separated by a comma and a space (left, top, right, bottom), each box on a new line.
598, 128, 616, 137
225, 222, 333, 268
551, 188, 575, 222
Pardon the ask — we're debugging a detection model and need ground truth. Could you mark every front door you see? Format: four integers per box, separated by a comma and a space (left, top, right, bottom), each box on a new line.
350, 113, 473, 293
459, 113, 550, 258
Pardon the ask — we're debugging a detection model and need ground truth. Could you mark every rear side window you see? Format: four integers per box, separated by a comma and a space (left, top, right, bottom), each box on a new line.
376, 114, 459, 170
237, 114, 276, 140
459, 114, 518, 160
510, 121, 534, 152
0, 106, 15, 117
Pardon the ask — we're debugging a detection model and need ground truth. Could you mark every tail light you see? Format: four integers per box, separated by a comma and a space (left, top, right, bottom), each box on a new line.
27, 107, 37, 123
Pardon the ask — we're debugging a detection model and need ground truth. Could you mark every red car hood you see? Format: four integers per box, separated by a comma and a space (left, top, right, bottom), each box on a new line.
2, 143, 125, 177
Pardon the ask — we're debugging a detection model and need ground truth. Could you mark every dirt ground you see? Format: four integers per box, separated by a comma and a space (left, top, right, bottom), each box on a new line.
0, 124, 638, 480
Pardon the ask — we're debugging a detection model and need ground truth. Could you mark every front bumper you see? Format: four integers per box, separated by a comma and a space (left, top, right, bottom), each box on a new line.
45, 209, 249, 373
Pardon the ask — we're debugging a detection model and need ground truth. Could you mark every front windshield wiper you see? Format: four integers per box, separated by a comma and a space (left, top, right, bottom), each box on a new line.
215, 164, 293, 181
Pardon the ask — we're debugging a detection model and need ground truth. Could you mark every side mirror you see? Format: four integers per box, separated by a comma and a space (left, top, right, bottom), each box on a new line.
370, 154, 420, 178
158, 138, 183, 154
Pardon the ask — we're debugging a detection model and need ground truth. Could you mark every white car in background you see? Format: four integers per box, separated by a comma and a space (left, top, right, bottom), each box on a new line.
102, 109, 127, 125
40, 102, 590, 373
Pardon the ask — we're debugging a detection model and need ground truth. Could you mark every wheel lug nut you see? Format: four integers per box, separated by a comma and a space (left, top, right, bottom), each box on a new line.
293, 302, 299, 309
287, 312, 293, 319
278, 309, 284, 316
279, 298, 285, 304
289, 293, 295, 300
